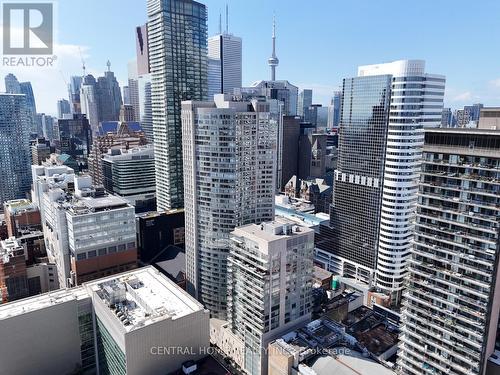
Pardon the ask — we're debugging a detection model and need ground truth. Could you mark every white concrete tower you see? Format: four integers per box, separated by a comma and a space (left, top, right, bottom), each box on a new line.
358, 60, 445, 303
268, 17, 279, 81
182, 94, 277, 318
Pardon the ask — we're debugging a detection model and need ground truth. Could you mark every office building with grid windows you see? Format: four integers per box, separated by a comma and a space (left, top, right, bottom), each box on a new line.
181, 94, 277, 318
147, 0, 208, 211
316, 60, 445, 305
208, 33, 242, 95
316, 73, 392, 285
32, 166, 137, 288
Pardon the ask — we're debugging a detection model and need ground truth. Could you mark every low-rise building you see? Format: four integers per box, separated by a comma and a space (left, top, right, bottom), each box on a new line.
0, 237, 58, 303
268, 316, 396, 375
32, 165, 137, 287
0, 266, 210, 375
3, 199, 41, 238
284, 176, 332, 214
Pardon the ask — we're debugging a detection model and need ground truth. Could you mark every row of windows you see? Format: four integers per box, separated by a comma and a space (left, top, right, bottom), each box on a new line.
392, 76, 446, 83
75, 242, 135, 261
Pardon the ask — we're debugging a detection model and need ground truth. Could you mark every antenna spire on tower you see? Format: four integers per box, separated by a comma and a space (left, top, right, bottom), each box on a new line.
268, 14, 279, 81
219, 12, 222, 34
106, 60, 111, 72
225, 4, 229, 34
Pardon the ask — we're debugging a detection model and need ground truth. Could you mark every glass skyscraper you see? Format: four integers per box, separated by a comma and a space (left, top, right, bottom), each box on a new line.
0, 94, 31, 204
208, 33, 242, 95
4, 73, 21, 94
147, 0, 208, 211
319, 75, 392, 282
297, 89, 312, 118
55, 114, 92, 171
19, 82, 37, 135
68, 76, 82, 114
316, 60, 445, 305
95, 64, 123, 123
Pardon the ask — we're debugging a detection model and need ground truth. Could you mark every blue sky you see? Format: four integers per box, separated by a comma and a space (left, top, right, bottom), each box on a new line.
3, 0, 500, 115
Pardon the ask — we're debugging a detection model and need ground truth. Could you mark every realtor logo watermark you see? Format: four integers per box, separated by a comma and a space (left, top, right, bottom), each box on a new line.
2, 2, 56, 67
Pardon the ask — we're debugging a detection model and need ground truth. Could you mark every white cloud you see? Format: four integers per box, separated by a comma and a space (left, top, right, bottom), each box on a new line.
489, 78, 500, 88
451, 91, 473, 102
1, 43, 91, 115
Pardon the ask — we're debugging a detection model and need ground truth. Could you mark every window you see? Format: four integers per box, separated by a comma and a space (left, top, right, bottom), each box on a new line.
77, 253, 87, 260
88, 250, 97, 258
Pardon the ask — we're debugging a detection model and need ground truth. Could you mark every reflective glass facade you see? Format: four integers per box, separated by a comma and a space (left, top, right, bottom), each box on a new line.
148, 0, 208, 210
329, 75, 392, 270
0, 94, 31, 204
55, 114, 92, 171
96, 317, 126, 375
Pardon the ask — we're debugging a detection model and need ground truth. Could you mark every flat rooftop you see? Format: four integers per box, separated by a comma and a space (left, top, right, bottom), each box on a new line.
306, 348, 395, 375
0, 267, 203, 325
65, 194, 131, 215
78, 194, 128, 210
87, 267, 204, 332
314, 265, 333, 281
232, 217, 314, 243
271, 318, 395, 374
3, 199, 37, 214
425, 127, 500, 135
342, 306, 399, 357
0, 287, 88, 320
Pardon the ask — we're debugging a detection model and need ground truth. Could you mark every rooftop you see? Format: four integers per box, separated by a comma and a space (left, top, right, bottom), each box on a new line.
87, 267, 204, 332
270, 317, 395, 375
136, 208, 185, 219
0, 267, 202, 325
305, 348, 395, 375
232, 217, 314, 243
425, 127, 500, 135
342, 306, 399, 357
0, 287, 88, 320
0, 237, 24, 263
313, 266, 333, 281
73, 194, 129, 211
275, 194, 315, 214
3, 199, 37, 214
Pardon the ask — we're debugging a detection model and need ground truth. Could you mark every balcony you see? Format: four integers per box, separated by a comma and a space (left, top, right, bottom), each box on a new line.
400, 337, 477, 375
402, 302, 485, 342
412, 243, 493, 276
417, 210, 498, 235
416, 221, 498, 246
402, 300, 486, 350
420, 180, 499, 200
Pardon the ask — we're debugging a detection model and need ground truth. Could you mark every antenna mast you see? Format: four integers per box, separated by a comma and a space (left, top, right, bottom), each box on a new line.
225, 4, 228, 34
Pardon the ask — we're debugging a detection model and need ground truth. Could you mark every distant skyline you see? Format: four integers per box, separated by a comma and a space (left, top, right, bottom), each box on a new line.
1, 0, 499, 115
